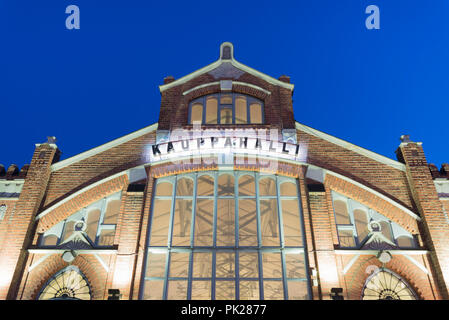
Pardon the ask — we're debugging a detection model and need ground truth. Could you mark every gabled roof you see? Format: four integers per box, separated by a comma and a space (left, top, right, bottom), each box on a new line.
158, 42, 294, 92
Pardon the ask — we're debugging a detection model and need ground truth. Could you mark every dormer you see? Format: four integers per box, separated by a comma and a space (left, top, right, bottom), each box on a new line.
156, 42, 296, 141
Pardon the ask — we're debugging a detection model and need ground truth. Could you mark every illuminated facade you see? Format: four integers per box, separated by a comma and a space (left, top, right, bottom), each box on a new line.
1, 42, 449, 300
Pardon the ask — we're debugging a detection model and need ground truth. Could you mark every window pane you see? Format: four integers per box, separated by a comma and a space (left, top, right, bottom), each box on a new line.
354, 209, 369, 242
220, 95, 232, 104
156, 182, 173, 196
43, 235, 58, 246
281, 199, 303, 246
216, 199, 235, 246
103, 199, 120, 225
98, 229, 115, 246
205, 97, 218, 124
260, 199, 280, 246
169, 252, 190, 277
197, 175, 214, 196
176, 178, 193, 196
338, 228, 355, 247
235, 96, 247, 124
190, 103, 203, 124
191, 281, 211, 300
220, 108, 232, 124
215, 281, 235, 300
263, 280, 283, 300
216, 252, 235, 278
287, 281, 308, 300
396, 235, 415, 247
285, 253, 306, 279
380, 221, 394, 242
239, 281, 259, 300
149, 200, 172, 246
238, 199, 258, 246
259, 177, 276, 196
218, 174, 234, 196
239, 252, 259, 278
172, 199, 192, 246
193, 252, 212, 278
167, 280, 187, 300
194, 199, 214, 246
62, 221, 76, 242
86, 209, 101, 241
145, 252, 167, 278
250, 103, 262, 124
239, 175, 255, 196
262, 252, 282, 279
280, 182, 297, 196
334, 200, 350, 225
143, 280, 164, 300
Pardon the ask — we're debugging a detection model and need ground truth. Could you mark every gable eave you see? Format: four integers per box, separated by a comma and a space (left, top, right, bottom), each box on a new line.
159, 55, 294, 93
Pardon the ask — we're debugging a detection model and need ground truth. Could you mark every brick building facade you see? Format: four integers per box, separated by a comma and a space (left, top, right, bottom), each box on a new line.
1, 42, 448, 300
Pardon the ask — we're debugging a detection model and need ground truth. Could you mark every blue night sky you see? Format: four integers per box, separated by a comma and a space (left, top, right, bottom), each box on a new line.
1, 1, 448, 169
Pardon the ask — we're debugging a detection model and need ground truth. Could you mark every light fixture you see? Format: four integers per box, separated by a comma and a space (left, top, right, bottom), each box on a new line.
61, 250, 76, 263
107, 289, 121, 300
377, 251, 392, 264
330, 288, 344, 300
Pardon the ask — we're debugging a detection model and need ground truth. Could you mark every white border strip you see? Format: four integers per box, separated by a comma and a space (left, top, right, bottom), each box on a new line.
404, 254, 429, 274
296, 122, 406, 172
28, 253, 52, 272
94, 253, 109, 272
343, 254, 360, 274
28, 249, 118, 254
182, 81, 272, 96
182, 82, 220, 96
335, 250, 428, 255
51, 123, 157, 172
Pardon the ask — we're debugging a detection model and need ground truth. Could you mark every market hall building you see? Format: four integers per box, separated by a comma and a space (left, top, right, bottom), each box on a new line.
1, 42, 449, 301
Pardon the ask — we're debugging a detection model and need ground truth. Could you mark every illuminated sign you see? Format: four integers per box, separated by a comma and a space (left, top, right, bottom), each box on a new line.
147, 135, 307, 163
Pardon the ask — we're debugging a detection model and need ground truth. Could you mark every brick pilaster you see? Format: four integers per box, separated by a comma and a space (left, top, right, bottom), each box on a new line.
111, 190, 145, 299
306, 184, 341, 299
397, 140, 449, 299
0, 142, 59, 299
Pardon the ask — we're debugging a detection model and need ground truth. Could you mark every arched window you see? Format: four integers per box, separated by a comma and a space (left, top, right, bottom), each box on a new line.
189, 93, 264, 125
190, 103, 203, 124
361, 268, 417, 300
38, 266, 91, 300
39, 192, 122, 248
331, 191, 417, 249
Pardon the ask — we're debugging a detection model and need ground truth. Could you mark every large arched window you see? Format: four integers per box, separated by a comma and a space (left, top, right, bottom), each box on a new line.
142, 171, 310, 300
361, 268, 417, 300
38, 266, 91, 300
188, 93, 264, 125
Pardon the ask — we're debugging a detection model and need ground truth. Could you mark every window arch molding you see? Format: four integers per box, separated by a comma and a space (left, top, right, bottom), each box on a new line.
361, 267, 418, 300
188, 93, 264, 125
